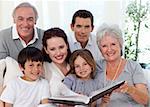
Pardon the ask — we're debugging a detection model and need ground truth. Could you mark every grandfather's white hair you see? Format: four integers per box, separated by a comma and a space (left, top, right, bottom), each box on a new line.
12, 2, 38, 21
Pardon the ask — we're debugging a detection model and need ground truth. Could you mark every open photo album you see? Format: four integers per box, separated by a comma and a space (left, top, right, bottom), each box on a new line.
49, 80, 125, 105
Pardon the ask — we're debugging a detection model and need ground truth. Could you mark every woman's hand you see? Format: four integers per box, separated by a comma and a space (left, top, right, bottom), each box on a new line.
114, 81, 128, 93
114, 81, 149, 105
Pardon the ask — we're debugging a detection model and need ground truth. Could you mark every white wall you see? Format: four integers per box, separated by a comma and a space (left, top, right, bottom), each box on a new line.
0, 0, 126, 33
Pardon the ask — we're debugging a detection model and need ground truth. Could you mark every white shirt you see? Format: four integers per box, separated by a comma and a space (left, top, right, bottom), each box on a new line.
0, 77, 50, 107
43, 62, 80, 96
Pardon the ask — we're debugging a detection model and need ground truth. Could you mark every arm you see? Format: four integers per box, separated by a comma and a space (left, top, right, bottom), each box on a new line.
98, 95, 110, 107
126, 83, 149, 105
40, 98, 49, 104
120, 82, 149, 105
0, 100, 4, 107
0, 32, 8, 60
121, 60, 149, 105
63, 74, 75, 90
40, 80, 51, 104
5, 102, 13, 107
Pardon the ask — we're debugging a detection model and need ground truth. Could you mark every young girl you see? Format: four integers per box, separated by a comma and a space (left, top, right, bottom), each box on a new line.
63, 49, 109, 107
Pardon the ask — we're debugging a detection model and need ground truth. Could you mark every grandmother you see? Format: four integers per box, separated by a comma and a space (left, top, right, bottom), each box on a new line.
96, 23, 149, 107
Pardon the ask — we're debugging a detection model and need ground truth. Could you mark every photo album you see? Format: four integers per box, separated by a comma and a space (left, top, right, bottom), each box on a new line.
49, 80, 125, 105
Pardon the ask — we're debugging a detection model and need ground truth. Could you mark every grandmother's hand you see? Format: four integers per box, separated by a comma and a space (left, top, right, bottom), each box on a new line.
114, 81, 129, 93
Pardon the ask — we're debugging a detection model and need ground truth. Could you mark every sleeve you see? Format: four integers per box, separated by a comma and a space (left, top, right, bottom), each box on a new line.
63, 74, 75, 90
132, 61, 147, 84
40, 79, 51, 99
0, 31, 8, 59
0, 80, 16, 104
59, 82, 80, 96
49, 74, 79, 96
96, 60, 104, 73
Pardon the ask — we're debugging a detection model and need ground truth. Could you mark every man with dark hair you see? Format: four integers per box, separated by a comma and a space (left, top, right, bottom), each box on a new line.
68, 10, 103, 69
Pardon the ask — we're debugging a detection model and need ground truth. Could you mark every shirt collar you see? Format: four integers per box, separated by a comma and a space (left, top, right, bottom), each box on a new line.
12, 24, 38, 40
72, 33, 93, 46
12, 24, 38, 47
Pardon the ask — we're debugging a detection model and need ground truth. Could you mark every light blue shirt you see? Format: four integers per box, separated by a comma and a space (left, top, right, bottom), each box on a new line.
63, 74, 102, 96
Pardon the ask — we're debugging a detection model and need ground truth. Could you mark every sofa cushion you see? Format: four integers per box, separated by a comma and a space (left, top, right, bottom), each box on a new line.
4, 57, 23, 86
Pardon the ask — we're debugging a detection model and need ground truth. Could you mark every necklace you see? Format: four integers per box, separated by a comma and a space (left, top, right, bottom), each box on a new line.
106, 58, 122, 81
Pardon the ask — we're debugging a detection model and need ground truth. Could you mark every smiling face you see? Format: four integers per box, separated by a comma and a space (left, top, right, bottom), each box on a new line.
71, 17, 93, 48
44, 37, 68, 65
99, 33, 121, 62
20, 60, 43, 81
74, 55, 92, 80
13, 7, 36, 41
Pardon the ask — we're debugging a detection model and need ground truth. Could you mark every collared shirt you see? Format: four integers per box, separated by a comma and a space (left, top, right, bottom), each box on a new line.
67, 32, 103, 63
12, 24, 38, 48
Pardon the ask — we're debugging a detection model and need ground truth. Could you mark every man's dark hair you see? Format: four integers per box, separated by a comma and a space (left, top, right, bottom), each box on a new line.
71, 9, 94, 27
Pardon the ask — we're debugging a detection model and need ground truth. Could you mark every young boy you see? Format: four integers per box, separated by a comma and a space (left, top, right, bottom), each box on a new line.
0, 47, 50, 107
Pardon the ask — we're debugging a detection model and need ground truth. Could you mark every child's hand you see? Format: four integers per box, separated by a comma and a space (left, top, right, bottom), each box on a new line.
99, 94, 110, 107
101, 94, 110, 103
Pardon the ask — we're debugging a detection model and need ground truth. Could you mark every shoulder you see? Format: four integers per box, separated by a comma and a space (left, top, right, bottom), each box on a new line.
63, 74, 77, 83
43, 62, 53, 73
39, 78, 49, 84
0, 27, 12, 34
125, 59, 144, 76
63, 74, 77, 90
36, 27, 44, 32
0, 27, 12, 39
38, 78, 49, 88
65, 74, 76, 80
96, 59, 106, 69
126, 59, 142, 70
5, 77, 20, 87
36, 27, 44, 36
44, 62, 57, 74
89, 33, 97, 42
